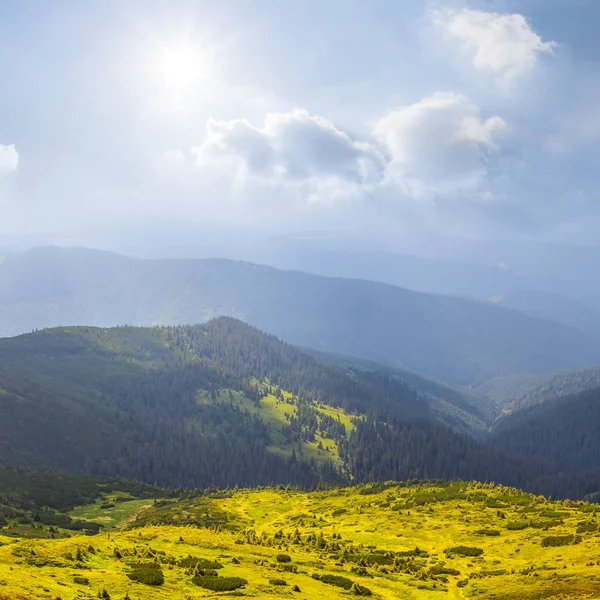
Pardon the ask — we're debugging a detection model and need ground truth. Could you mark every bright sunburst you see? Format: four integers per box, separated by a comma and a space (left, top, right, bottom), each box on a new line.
156, 42, 204, 94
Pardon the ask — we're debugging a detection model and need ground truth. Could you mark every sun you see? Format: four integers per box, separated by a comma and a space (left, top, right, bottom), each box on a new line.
156, 42, 204, 94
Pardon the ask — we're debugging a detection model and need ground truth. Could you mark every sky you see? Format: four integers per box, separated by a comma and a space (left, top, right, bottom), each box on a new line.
1, 0, 599, 252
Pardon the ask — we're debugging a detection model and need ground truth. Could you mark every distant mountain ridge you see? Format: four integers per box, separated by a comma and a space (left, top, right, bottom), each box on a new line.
1, 247, 600, 385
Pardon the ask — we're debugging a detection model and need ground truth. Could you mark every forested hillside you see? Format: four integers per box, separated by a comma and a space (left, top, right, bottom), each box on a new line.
479, 365, 600, 415
1, 247, 599, 385
491, 387, 600, 494
0, 318, 597, 500
308, 349, 494, 437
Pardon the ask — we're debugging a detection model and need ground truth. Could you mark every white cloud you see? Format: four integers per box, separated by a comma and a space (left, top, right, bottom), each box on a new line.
0, 144, 19, 174
434, 9, 557, 85
373, 92, 506, 194
189, 94, 508, 204
193, 109, 385, 186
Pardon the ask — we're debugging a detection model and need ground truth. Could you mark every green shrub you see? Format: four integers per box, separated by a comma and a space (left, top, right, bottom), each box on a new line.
280, 564, 298, 573
192, 575, 247, 591
312, 573, 353, 590
276, 554, 292, 563
350, 582, 373, 596
444, 546, 483, 557
73, 576, 89, 585
476, 529, 500, 536
576, 522, 598, 534
269, 578, 287, 586
332, 508, 347, 517
506, 521, 529, 531
127, 563, 164, 586
457, 580, 468, 588
100, 503, 115, 510
530, 519, 562, 529
179, 556, 223, 569
541, 535, 582, 547
478, 569, 507, 577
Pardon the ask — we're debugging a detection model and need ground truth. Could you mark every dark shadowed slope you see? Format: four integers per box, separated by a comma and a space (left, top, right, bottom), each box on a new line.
1, 247, 599, 385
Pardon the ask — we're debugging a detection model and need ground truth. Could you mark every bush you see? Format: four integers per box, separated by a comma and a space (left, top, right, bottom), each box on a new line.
476, 529, 500, 536
350, 582, 373, 596
127, 563, 164, 586
276, 554, 292, 563
100, 503, 115, 510
541, 535, 581, 547
312, 573, 353, 590
280, 564, 298, 573
332, 508, 347, 517
179, 556, 223, 570
576, 522, 598, 534
444, 546, 483, 557
506, 521, 529, 531
73, 576, 89, 585
269, 578, 287, 586
192, 575, 247, 591
530, 519, 562, 529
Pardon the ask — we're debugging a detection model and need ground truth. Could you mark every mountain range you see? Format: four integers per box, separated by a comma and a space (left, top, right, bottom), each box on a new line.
2, 247, 600, 386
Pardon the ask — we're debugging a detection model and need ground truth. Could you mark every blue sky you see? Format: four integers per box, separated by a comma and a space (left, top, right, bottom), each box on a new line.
1, 0, 599, 249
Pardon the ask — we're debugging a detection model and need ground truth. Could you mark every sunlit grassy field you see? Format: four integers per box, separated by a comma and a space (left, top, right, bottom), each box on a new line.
2, 481, 600, 599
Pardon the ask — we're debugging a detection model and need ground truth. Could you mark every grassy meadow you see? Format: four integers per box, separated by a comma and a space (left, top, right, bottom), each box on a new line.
2, 481, 600, 599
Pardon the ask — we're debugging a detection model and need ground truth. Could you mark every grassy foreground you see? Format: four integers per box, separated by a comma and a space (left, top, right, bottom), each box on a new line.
2, 481, 600, 599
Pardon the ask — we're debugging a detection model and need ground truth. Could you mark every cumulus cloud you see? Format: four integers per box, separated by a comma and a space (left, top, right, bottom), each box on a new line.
434, 9, 557, 85
373, 92, 506, 194
193, 109, 385, 185
190, 94, 507, 203
0, 144, 19, 174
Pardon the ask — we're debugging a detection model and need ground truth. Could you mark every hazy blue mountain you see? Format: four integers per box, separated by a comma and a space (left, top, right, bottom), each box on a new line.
1, 246, 600, 385
494, 290, 600, 337
480, 365, 600, 417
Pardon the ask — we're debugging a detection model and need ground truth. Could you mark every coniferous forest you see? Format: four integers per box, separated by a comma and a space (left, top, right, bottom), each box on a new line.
0, 317, 599, 501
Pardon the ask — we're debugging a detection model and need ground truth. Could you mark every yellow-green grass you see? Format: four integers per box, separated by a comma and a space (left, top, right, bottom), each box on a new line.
3, 482, 600, 599
196, 386, 351, 465
70, 498, 156, 531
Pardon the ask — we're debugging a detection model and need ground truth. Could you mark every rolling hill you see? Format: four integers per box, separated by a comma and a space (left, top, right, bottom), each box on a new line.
1, 247, 599, 385
3, 477, 600, 600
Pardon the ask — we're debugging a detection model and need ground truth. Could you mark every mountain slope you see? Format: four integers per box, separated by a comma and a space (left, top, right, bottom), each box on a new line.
0, 318, 438, 488
1, 247, 599, 385
0, 318, 598, 500
305, 349, 493, 437
479, 365, 600, 416
494, 290, 600, 338
491, 387, 600, 498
